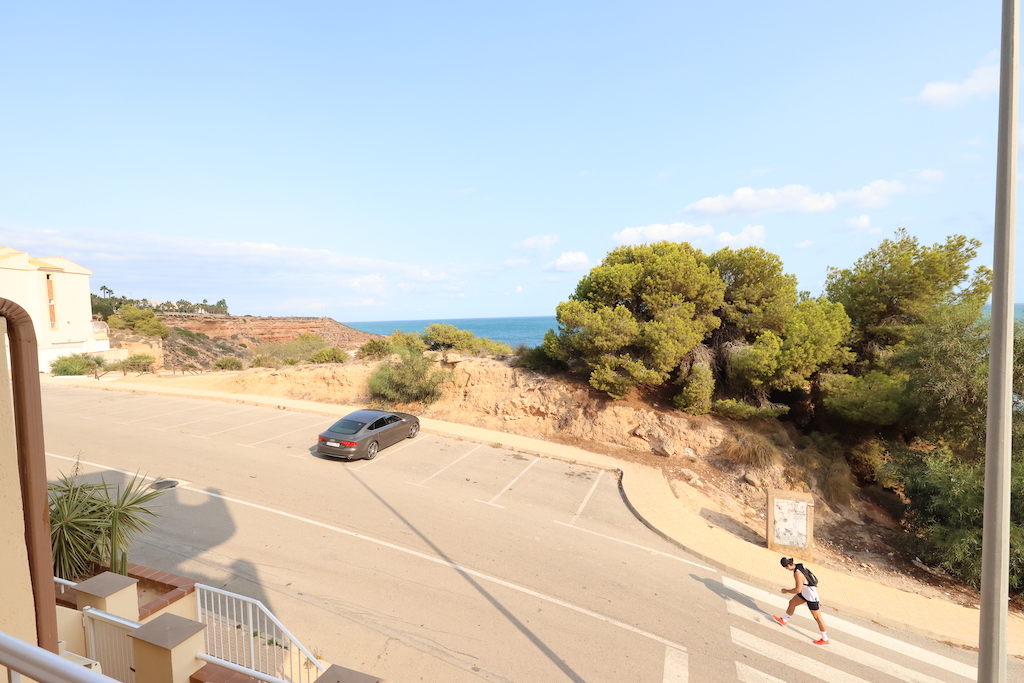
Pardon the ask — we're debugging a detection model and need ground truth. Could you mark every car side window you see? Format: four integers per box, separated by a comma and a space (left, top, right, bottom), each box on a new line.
386, 415, 402, 424
370, 418, 386, 430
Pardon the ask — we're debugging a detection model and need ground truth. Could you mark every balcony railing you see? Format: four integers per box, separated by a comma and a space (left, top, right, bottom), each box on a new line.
0, 630, 116, 683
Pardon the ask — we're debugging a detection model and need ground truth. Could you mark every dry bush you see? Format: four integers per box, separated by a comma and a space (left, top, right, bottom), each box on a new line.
721, 430, 782, 468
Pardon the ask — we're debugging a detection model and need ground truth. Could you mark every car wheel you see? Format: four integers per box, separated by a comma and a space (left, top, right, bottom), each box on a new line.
408, 422, 419, 438
365, 442, 378, 460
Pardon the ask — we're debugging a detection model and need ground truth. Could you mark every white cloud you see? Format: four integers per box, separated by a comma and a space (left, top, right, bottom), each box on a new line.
795, 240, 813, 249
545, 252, 590, 272
685, 185, 837, 216
344, 274, 388, 293
715, 225, 765, 247
915, 64, 998, 107
612, 222, 715, 245
513, 233, 558, 250
685, 179, 906, 217
503, 257, 529, 266
846, 215, 882, 235
515, 285, 522, 293
918, 169, 945, 183
835, 180, 906, 208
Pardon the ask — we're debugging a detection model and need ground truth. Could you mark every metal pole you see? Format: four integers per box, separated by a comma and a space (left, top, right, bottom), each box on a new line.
980, 0, 1019, 680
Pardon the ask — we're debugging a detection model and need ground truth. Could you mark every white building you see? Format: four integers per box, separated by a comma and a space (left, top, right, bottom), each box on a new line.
0, 247, 110, 370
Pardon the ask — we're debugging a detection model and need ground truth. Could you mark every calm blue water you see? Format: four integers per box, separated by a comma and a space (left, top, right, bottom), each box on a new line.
344, 316, 559, 348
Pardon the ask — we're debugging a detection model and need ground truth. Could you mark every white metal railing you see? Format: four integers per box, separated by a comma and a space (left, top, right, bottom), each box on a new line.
195, 584, 326, 683
54, 576, 77, 598
82, 607, 140, 683
0, 630, 116, 683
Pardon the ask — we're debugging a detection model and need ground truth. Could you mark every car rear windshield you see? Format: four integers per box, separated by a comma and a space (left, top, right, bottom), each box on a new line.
328, 419, 365, 435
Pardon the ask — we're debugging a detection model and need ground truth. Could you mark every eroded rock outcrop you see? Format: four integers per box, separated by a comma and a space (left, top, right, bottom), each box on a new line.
158, 314, 378, 346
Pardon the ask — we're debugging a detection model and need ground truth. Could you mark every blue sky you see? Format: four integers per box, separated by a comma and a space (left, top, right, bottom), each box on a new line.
0, 2, 1012, 322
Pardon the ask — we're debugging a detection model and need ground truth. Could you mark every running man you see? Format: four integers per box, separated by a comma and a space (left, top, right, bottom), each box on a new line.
773, 556, 829, 645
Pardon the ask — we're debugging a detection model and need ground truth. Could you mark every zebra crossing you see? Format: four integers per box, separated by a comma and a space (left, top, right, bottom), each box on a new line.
661, 576, 978, 682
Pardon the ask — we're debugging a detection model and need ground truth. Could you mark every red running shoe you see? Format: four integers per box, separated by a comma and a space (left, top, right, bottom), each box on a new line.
772, 616, 787, 626
813, 639, 830, 646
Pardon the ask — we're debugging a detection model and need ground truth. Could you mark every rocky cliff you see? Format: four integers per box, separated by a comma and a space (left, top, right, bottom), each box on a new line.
157, 314, 379, 347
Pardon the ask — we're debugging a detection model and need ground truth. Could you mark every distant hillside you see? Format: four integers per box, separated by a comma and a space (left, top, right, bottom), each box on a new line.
157, 314, 380, 347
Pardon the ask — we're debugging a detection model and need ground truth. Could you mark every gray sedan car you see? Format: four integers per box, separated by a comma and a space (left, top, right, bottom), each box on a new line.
316, 409, 420, 460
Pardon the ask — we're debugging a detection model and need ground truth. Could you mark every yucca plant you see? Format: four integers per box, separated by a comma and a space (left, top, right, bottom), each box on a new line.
49, 469, 166, 580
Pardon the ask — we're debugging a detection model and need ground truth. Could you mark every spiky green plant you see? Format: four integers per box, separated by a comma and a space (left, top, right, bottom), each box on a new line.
49, 469, 165, 579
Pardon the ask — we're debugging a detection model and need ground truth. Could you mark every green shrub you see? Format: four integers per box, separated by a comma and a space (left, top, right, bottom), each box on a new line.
357, 338, 392, 360
388, 330, 428, 354
284, 358, 299, 365
310, 347, 350, 364
116, 354, 156, 373
250, 355, 280, 368
368, 348, 452, 406
174, 327, 198, 341
721, 430, 781, 468
821, 458, 855, 506
109, 305, 169, 338
182, 345, 199, 358
511, 344, 566, 374
673, 362, 714, 414
250, 333, 327, 363
712, 399, 789, 420
50, 354, 105, 376
213, 356, 243, 371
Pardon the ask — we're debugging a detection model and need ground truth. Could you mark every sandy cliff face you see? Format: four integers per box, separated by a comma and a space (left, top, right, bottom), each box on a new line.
425, 356, 727, 458
158, 314, 379, 347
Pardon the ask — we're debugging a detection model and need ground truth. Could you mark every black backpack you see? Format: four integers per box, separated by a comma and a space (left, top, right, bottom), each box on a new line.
795, 563, 819, 587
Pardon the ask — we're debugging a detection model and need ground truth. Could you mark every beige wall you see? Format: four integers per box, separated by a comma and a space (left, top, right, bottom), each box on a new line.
0, 248, 108, 370
55, 606, 87, 656
0, 319, 38, 642
140, 593, 198, 624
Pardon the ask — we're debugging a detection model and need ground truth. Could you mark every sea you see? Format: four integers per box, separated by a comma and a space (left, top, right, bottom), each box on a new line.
346, 305, 1024, 350
343, 316, 559, 349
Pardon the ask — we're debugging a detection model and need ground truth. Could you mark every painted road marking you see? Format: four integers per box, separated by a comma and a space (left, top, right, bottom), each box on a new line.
76, 396, 191, 417
663, 646, 687, 682
735, 662, 787, 683
722, 577, 976, 678
192, 412, 291, 438
552, 521, 715, 572
153, 405, 259, 431
475, 456, 540, 508
568, 469, 603, 526
407, 444, 481, 488
118, 402, 209, 425
732, 628, 869, 683
238, 418, 334, 448
727, 600, 947, 683
354, 439, 417, 470
48, 451, 689, 652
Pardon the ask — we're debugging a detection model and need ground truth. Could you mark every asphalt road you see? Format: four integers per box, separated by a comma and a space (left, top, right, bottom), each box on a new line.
41, 383, 1011, 682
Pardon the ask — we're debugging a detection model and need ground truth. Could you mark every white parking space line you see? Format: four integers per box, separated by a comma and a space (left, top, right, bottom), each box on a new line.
552, 521, 715, 572
192, 412, 292, 438
353, 440, 416, 470
407, 444, 482, 488
735, 662, 787, 683
663, 647, 687, 682
75, 397, 191, 417
722, 577, 976, 678
568, 469, 604, 526
153, 405, 259, 431
117, 403, 210, 425
475, 457, 540, 508
237, 418, 334, 448
46, 450, 691, 652
727, 600, 947, 683
732, 628, 869, 683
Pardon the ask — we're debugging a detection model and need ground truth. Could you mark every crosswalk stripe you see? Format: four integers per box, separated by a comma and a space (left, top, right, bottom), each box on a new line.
723, 577, 976, 679
732, 628, 871, 683
735, 662, 788, 683
663, 647, 687, 682
727, 600, 946, 683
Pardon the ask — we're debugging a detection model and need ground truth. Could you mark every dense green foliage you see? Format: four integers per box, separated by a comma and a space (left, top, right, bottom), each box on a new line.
357, 338, 393, 360
107, 305, 170, 338
309, 347, 350, 364
423, 323, 513, 357
251, 333, 329, 363
50, 353, 106, 376
368, 347, 452, 406
49, 470, 165, 580
213, 356, 244, 370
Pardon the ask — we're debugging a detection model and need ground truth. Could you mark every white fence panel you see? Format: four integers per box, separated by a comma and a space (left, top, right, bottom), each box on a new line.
82, 608, 140, 683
